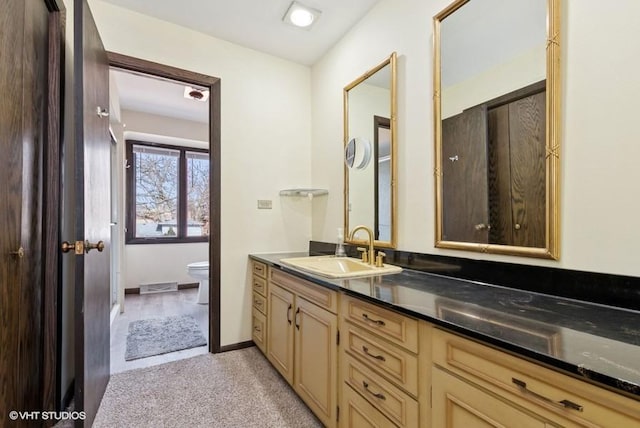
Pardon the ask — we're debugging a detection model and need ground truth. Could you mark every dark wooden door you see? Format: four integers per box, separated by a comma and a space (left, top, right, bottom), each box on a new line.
441, 105, 489, 243
0, 0, 50, 425
508, 92, 546, 248
488, 91, 546, 247
74, 0, 111, 425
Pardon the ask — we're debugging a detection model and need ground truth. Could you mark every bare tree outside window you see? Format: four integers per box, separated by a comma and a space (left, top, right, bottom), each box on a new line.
127, 141, 209, 242
187, 151, 210, 237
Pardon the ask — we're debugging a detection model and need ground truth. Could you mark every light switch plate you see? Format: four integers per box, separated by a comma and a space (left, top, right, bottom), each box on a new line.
257, 200, 272, 209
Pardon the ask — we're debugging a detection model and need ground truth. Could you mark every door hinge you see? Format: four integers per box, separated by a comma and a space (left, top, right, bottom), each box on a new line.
336, 329, 340, 346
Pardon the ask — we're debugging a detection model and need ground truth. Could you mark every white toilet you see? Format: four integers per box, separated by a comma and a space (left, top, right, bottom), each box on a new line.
187, 261, 209, 304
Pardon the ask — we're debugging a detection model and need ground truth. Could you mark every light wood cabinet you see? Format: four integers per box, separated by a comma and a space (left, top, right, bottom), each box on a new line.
341, 379, 398, 428
295, 296, 339, 427
340, 295, 427, 428
251, 260, 639, 428
267, 282, 295, 384
267, 271, 339, 427
251, 260, 268, 355
431, 328, 640, 428
432, 367, 553, 428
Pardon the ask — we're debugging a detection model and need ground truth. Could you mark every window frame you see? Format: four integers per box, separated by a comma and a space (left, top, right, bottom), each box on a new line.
125, 139, 210, 244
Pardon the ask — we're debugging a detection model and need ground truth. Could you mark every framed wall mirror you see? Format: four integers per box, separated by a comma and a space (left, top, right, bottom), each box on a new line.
344, 52, 397, 248
434, 0, 560, 259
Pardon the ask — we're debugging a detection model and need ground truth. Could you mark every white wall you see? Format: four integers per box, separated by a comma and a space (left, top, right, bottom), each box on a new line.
348, 83, 389, 231
312, 0, 640, 278
89, 0, 313, 346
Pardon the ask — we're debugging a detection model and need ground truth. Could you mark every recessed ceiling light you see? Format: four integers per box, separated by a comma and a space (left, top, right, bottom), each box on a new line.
283, 1, 321, 29
183, 86, 209, 102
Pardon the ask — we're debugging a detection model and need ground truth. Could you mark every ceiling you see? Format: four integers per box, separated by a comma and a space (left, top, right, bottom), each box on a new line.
106, 0, 381, 125
100, 0, 382, 66
111, 69, 209, 123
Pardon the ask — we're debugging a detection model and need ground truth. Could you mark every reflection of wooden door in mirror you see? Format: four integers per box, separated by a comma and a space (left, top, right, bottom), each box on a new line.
442, 105, 489, 243
488, 84, 546, 247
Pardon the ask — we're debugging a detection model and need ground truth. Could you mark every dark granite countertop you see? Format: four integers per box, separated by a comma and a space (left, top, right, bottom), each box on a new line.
249, 252, 640, 400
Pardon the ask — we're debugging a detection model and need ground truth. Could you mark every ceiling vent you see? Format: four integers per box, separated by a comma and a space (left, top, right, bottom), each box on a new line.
184, 86, 210, 102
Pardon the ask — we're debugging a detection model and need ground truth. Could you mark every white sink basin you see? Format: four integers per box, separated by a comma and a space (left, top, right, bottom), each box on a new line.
280, 256, 402, 279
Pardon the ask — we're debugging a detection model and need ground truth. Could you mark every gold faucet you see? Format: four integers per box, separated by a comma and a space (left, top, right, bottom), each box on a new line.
349, 225, 375, 266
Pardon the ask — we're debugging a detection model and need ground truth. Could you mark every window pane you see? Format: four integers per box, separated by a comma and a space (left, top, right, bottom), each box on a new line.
134, 148, 179, 238
186, 151, 210, 237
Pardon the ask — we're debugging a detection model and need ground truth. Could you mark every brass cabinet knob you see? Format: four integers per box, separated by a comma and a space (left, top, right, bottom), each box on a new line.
515, 224, 521, 230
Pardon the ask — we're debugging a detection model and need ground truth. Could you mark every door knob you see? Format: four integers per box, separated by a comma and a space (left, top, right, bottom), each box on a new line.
10, 247, 25, 258
84, 240, 105, 253
61, 240, 104, 254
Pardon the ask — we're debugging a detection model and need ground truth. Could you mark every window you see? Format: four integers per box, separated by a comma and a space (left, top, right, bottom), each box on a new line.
126, 141, 209, 244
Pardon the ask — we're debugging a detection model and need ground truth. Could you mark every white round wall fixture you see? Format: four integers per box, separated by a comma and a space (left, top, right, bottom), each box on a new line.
344, 137, 372, 170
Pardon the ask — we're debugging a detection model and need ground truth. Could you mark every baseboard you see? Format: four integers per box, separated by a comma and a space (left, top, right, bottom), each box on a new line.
219, 340, 255, 353
124, 282, 199, 294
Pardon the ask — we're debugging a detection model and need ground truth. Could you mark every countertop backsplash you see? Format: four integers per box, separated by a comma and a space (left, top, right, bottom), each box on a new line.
309, 241, 640, 312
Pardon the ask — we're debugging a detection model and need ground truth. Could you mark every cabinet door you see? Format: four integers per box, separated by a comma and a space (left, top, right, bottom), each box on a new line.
294, 296, 338, 427
267, 283, 295, 384
432, 368, 553, 428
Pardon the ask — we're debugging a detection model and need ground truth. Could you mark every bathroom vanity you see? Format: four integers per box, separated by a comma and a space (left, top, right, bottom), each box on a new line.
249, 253, 640, 428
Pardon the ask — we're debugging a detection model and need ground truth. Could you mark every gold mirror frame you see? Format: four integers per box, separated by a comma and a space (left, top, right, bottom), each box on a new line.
344, 52, 398, 249
433, 0, 560, 259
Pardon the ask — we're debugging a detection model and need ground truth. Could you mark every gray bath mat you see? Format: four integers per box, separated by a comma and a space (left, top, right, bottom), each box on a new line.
125, 315, 207, 361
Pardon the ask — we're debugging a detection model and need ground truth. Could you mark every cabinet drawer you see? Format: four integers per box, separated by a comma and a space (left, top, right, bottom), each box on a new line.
341, 383, 397, 428
252, 275, 267, 297
344, 324, 418, 397
432, 367, 553, 428
342, 295, 418, 353
343, 353, 419, 428
270, 268, 338, 313
252, 260, 267, 279
433, 328, 640, 427
252, 291, 266, 315
252, 309, 266, 354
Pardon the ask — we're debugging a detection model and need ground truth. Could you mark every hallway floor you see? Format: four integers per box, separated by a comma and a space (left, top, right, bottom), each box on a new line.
110, 288, 209, 374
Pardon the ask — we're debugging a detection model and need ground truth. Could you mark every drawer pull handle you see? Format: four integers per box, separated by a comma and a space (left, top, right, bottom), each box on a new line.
362, 346, 386, 361
362, 313, 386, 326
287, 304, 292, 325
254, 326, 261, 332
295, 308, 300, 330
362, 381, 386, 400
254, 300, 262, 306
512, 378, 583, 412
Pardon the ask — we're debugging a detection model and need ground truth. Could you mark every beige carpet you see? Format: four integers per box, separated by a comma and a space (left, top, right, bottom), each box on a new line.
93, 347, 322, 427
